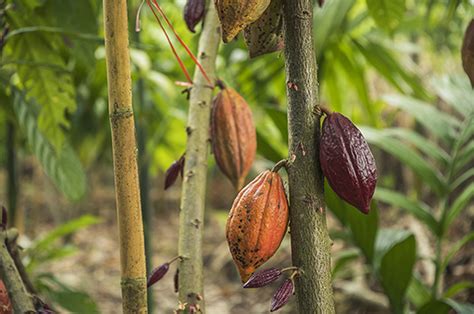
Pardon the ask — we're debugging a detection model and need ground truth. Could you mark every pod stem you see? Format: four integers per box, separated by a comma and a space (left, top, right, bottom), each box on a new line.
320, 106, 332, 117
271, 159, 288, 173
215, 79, 226, 90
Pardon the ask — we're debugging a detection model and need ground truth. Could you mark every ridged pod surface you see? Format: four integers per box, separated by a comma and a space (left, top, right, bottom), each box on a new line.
226, 170, 289, 282
0, 280, 12, 314
320, 112, 377, 214
243, 0, 284, 58
215, 0, 271, 43
211, 86, 256, 190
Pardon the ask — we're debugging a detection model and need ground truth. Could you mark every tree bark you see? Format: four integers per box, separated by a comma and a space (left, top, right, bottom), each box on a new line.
102, 1, 147, 312
178, 1, 220, 312
282, 0, 335, 313
0, 229, 35, 313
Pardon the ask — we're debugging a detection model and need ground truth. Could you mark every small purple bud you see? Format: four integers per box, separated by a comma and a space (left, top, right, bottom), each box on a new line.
1, 206, 7, 230
164, 155, 185, 190
147, 263, 170, 288
318, 0, 325, 7
243, 267, 282, 288
183, 0, 205, 33
270, 279, 294, 312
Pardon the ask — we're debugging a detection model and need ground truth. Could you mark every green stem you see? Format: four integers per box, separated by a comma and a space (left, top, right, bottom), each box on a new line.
177, 2, 220, 312
282, 0, 335, 313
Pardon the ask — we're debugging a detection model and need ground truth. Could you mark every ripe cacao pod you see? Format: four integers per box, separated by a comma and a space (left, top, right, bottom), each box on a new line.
0, 280, 12, 314
211, 85, 256, 190
320, 112, 377, 214
243, 0, 284, 58
462, 19, 474, 87
226, 170, 289, 282
215, 0, 271, 43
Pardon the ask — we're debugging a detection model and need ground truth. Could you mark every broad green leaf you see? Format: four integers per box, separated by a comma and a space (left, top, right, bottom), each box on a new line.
326, 183, 379, 261
263, 107, 288, 141
383, 128, 450, 165
417, 300, 451, 314
332, 249, 359, 279
431, 76, 474, 117
443, 281, 474, 298
407, 275, 431, 308
256, 129, 286, 162
12, 91, 86, 201
366, 0, 406, 32
375, 229, 416, 313
361, 127, 447, 196
382, 94, 460, 142
446, 184, 474, 228
313, 0, 356, 55
354, 39, 428, 100
374, 188, 439, 235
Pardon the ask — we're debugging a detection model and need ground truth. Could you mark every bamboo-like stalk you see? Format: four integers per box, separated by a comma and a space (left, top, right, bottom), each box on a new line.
178, 1, 220, 312
102, 1, 147, 312
282, 0, 335, 312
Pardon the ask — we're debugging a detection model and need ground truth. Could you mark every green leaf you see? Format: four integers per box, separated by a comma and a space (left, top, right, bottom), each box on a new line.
326, 182, 379, 261
446, 184, 474, 228
382, 94, 460, 142
313, 0, 356, 56
12, 91, 86, 201
366, 0, 406, 32
256, 129, 286, 162
443, 281, 474, 298
375, 229, 416, 313
445, 299, 474, 314
374, 188, 439, 235
450, 168, 474, 191
361, 127, 447, 196
383, 128, 450, 165
407, 275, 432, 308
263, 107, 288, 141
431, 76, 474, 117
332, 249, 360, 279
440, 231, 474, 277
417, 300, 451, 314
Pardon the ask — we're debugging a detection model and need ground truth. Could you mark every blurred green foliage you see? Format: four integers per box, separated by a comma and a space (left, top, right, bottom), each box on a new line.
0, 0, 473, 312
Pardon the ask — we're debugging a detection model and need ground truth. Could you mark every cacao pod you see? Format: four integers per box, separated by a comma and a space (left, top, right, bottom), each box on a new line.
270, 279, 294, 312
462, 19, 474, 87
215, 0, 271, 43
226, 170, 289, 282
184, 0, 205, 33
320, 112, 377, 214
243, 0, 284, 58
0, 280, 12, 314
211, 85, 256, 190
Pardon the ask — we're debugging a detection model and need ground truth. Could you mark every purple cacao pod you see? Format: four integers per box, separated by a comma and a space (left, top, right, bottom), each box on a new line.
147, 263, 170, 287
164, 155, 185, 190
320, 112, 377, 214
243, 267, 282, 288
184, 0, 205, 33
270, 279, 294, 312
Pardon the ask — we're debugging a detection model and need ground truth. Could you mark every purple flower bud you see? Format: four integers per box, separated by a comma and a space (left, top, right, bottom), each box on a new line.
147, 263, 170, 287
243, 267, 282, 288
183, 0, 205, 33
1, 206, 7, 230
318, 0, 325, 7
174, 268, 179, 293
164, 155, 185, 190
270, 279, 294, 312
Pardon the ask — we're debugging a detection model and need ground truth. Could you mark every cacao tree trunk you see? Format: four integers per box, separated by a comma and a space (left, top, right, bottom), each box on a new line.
102, 0, 147, 312
282, 0, 335, 313
178, 1, 220, 312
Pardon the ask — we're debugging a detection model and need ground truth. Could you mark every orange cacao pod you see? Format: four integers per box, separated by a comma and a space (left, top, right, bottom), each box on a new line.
211, 86, 256, 190
0, 280, 12, 314
226, 170, 289, 282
